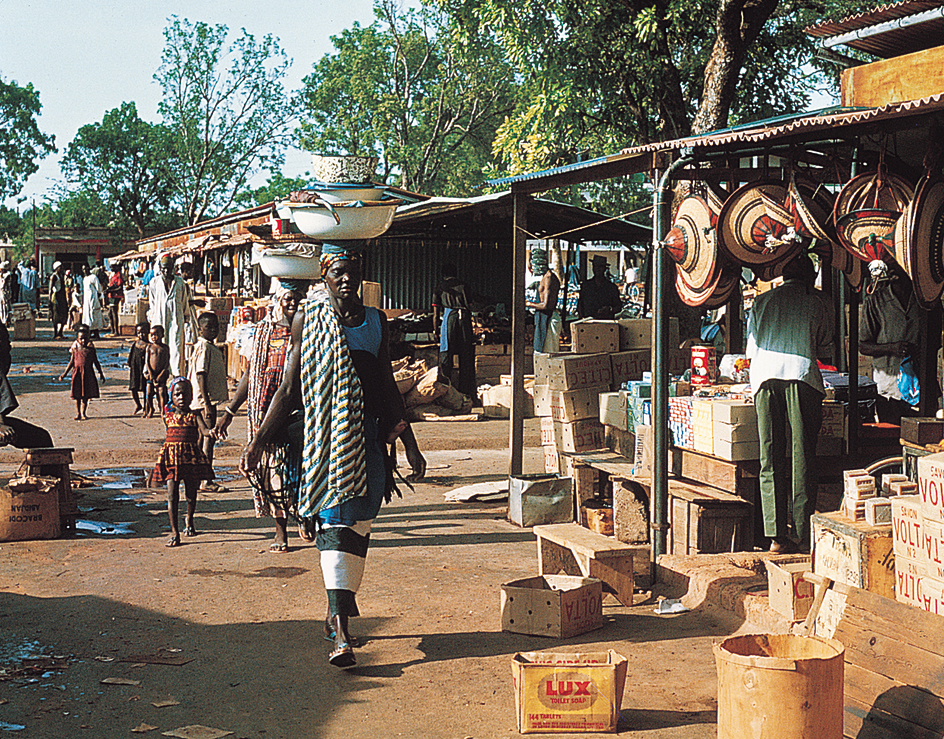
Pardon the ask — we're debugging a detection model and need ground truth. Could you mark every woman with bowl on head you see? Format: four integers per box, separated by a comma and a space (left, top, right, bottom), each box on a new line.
215, 279, 312, 552
240, 242, 424, 668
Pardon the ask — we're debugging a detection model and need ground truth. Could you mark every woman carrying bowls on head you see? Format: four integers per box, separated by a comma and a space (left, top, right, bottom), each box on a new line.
214, 278, 311, 552
240, 242, 424, 668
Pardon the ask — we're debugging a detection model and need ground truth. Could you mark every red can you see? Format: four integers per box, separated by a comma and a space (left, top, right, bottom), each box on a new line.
690, 346, 716, 386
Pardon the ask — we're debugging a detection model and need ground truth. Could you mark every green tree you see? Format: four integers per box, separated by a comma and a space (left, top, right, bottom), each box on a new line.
446, 0, 862, 176
0, 77, 56, 199
60, 102, 178, 237
235, 171, 309, 209
298, 0, 516, 195
155, 17, 296, 225
0, 205, 22, 242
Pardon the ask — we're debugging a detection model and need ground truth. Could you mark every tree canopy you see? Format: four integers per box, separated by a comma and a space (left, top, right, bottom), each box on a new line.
298, 0, 516, 195
439, 0, 862, 177
155, 17, 296, 224
61, 102, 177, 237
0, 77, 56, 200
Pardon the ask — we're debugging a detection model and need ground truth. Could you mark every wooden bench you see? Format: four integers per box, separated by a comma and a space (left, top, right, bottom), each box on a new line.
533, 523, 639, 606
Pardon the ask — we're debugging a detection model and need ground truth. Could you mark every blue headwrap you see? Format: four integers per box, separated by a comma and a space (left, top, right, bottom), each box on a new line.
166, 376, 191, 413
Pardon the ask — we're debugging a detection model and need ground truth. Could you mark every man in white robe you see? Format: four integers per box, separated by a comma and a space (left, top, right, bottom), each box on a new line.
147, 255, 197, 377
81, 264, 107, 334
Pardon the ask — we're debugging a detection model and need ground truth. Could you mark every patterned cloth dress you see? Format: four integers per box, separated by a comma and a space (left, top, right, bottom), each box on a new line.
70, 344, 100, 400
247, 321, 292, 517
152, 411, 214, 485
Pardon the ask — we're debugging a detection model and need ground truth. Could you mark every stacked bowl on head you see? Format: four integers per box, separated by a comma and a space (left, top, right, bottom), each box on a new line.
259, 154, 400, 279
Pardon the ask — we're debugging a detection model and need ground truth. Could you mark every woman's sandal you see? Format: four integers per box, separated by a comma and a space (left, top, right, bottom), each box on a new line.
184, 525, 198, 537
165, 534, 180, 548
328, 643, 356, 668
269, 541, 289, 553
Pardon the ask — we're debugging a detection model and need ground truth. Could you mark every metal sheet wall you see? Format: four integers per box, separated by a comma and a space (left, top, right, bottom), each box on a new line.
367, 239, 512, 312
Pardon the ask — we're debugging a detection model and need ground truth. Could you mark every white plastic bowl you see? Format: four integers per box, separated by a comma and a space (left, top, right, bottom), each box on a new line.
313, 186, 387, 203
257, 252, 323, 279
286, 201, 398, 239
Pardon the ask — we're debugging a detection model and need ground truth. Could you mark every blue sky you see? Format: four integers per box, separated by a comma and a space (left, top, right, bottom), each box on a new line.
0, 0, 384, 209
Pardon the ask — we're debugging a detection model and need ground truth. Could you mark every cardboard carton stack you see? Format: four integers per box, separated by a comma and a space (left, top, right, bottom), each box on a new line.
893, 452, 944, 614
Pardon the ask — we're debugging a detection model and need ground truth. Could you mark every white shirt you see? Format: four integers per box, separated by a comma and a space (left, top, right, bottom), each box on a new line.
147, 275, 196, 377
746, 279, 832, 394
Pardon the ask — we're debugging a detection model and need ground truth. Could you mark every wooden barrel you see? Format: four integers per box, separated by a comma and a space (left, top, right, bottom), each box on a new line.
714, 633, 844, 739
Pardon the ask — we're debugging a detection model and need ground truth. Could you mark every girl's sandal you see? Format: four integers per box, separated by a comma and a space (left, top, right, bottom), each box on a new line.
165, 535, 180, 548
184, 525, 198, 537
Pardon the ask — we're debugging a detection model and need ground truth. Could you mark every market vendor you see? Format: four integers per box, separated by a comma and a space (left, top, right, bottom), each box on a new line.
432, 263, 476, 399
526, 248, 561, 352
746, 254, 832, 553
0, 323, 53, 449
578, 255, 622, 319
859, 258, 921, 424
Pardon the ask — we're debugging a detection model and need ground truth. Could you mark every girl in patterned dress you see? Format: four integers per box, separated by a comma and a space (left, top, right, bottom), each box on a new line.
154, 377, 213, 547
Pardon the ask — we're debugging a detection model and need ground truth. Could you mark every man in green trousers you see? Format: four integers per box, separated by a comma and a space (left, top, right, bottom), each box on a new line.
747, 254, 833, 553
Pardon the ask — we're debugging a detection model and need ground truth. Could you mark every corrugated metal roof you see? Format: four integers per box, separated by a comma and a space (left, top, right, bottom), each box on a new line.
491, 95, 944, 191
805, 0, 944, 57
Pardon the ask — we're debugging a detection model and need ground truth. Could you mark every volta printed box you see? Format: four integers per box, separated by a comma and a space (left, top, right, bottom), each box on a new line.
512, 650, 628, 733
918, 452, 944, 523
501, 575, 603, 638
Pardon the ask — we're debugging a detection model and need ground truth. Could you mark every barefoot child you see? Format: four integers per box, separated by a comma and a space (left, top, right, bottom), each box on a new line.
144, 325, 170, 418
188, 312, 228, 493
128, 321, 149, 415
153, 377, 214, 547
59, 324, 105, 420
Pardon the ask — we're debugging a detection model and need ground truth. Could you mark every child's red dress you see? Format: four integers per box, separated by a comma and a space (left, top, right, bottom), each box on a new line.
152, 410, 214, 484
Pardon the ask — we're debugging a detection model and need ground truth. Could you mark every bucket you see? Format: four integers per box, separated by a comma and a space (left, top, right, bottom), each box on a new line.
714, 633, 844, 739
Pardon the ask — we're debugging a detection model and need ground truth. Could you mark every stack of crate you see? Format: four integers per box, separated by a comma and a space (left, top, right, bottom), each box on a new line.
895, 452, 944, 614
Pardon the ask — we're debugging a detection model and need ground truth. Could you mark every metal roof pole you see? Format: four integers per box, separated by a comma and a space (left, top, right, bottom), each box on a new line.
509, 190, 529, 476
652, 154, 694, 562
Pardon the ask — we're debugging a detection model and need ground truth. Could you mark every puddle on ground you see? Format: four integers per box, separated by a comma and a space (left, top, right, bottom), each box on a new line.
75, 520, 135, 536
110, 492, 147, 501
84, 468, 147, 489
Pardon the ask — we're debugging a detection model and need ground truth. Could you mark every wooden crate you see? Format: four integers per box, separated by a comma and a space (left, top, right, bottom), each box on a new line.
17, 448, 76, 533
811, 511, 895, 599
668, 480, 753, 555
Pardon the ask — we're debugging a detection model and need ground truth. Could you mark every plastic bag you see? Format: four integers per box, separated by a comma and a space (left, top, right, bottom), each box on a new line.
898, 355, 920, 406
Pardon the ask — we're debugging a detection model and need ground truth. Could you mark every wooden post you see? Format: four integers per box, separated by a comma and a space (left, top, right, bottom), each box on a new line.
509, 191, 528, 476
919, 302, 943, 417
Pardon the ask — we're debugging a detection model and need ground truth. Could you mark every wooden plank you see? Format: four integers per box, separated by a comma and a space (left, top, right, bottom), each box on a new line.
533, 523, 635, 559
843, 693, 942, 739
835, 615, 944, 698
841, 45, 944, 108
564, 450, 636, 477
668, 479, 747, 505
844, 662, 944, 735
841, 586, 944, 655
588, 556, 634, 606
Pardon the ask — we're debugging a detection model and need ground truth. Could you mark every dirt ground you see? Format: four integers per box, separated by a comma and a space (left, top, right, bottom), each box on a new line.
0, 320, 745, 738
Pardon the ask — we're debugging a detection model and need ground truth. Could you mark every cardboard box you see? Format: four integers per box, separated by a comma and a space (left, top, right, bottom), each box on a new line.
545, 354, 612, 392
691, 400, 714, 456
557, 420, 606, 453
610, 350, 650, 388
549, 387, 607, 423
508, 474, 574, 528
0, 479, 60, 542
713, 438, 760, 461
533, 384, 552, 417
918, 452, 944, 523
820, 403, 845, 439
616, 317, 678, 352
921, 518, 944, 581
765, 559, 815, 621
543, 445, 562, 475
12, 313, 35, 340
712, 419, 759, 444
540, 417, 558, 447
865, 497, 892, 525
710, 399, 757, 425
571, 320, 619, 354
511, 650, 628, 733
598, 391, 628, 431
501, 575, 604, 638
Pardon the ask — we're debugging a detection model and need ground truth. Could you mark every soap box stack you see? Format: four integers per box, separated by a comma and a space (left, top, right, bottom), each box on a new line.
842, 469, 877, 522
894, 452, 944, 614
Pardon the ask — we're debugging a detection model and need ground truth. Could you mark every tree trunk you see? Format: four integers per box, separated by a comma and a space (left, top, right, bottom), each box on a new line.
691, 0, 780, 135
